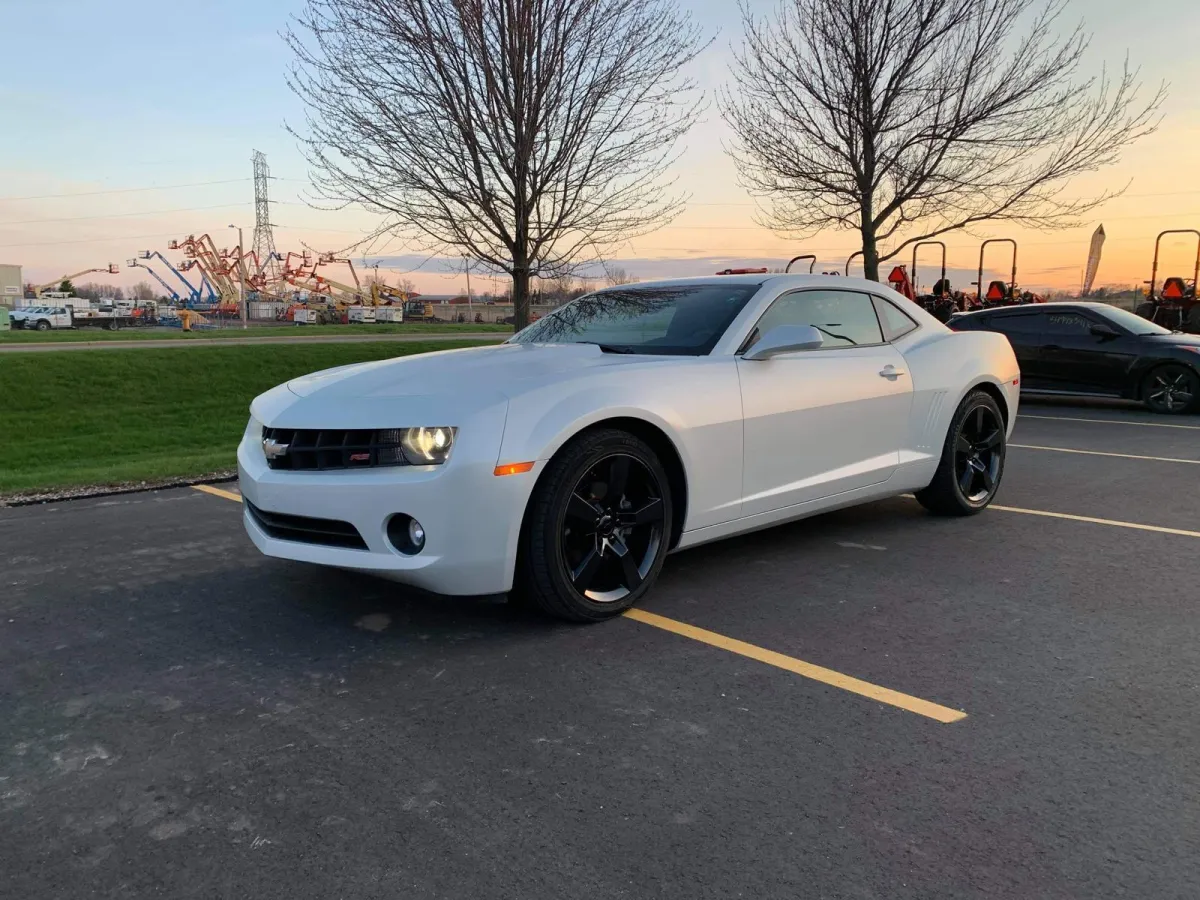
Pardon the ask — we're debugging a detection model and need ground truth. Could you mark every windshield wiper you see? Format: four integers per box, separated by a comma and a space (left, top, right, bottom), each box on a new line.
578, 341, 637, 354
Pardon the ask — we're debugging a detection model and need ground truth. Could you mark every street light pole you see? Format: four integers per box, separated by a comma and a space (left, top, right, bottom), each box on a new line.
229, 224, 246, 330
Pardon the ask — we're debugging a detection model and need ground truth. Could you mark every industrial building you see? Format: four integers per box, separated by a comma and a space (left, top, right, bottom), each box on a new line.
0, 264, 22, 306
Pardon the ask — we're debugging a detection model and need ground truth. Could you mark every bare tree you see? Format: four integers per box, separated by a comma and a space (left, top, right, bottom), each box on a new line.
131, 281, 157, 304
287, 0, 706, 330
604, 266, 638, 287
722, 0, 1163, 282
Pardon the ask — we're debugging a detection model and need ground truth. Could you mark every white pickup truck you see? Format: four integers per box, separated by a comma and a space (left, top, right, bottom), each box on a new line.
17, 303, 157, 331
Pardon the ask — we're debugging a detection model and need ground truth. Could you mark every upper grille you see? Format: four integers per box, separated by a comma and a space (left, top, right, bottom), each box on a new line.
245, 500, 368, 550
262, 427, 409, 471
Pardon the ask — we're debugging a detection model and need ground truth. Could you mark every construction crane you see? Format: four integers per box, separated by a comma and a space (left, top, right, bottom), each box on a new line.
34, 264, 119, 298
127, 259, 181, 302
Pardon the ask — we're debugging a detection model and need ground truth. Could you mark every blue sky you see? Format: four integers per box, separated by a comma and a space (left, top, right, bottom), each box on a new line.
1, 0, 1196, 292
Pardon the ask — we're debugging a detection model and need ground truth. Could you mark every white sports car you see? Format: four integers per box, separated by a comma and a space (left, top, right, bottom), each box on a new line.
238, 274, 1019, 621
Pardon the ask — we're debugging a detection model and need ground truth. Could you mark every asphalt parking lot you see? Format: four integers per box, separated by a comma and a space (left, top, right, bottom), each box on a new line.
4, 400, 1199, 899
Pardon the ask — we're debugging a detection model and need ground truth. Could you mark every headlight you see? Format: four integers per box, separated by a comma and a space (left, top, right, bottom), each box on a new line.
399, 427, 457, 465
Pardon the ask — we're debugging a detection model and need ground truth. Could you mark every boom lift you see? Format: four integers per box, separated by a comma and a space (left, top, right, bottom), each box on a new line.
127, 259, 181, 302
34, 264, 120, 298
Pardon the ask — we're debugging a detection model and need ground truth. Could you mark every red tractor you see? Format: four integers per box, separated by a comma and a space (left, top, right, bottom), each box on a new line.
1136, 229, 1200, 333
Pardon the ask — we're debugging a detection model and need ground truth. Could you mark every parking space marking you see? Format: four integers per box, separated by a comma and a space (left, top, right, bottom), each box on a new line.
187, 481, 964, 723
989, 504, 1200, 539
192, 484, 242, 502
1019, 414, 1200, 431
623, 608, 967, 723
1010, 444, 1200, 465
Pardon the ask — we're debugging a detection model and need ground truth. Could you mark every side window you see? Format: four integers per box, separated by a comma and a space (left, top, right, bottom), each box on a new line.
871, 295, 918, 341
982, 312, 1042, 336
1043, 311, 1094, 336
749, 290, 883, 350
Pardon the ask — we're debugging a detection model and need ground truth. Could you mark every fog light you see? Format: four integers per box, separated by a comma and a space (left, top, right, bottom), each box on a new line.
386, 514, 426, 555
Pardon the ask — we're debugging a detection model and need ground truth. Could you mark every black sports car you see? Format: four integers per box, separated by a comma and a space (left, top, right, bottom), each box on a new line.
948, 301, 1200, 414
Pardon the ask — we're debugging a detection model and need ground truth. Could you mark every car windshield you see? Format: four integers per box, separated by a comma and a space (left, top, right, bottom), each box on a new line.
1097, 305, 1172, 335
509, 284, 759, 355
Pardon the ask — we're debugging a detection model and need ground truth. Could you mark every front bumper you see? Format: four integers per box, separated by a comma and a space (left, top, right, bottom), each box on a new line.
237, 430, 537, 596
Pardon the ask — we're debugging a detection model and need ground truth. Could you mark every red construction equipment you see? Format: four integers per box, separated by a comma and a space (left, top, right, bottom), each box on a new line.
1137, 229, 1200, 333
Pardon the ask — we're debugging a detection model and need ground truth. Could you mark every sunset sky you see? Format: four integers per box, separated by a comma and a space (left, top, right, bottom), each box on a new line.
1, 0, 1197, 296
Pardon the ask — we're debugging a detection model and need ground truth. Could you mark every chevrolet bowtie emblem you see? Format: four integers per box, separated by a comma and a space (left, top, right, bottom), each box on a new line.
262, 438, 290, 460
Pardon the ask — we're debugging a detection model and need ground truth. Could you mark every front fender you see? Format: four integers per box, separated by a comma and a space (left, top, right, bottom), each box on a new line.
496, 359, 744, 533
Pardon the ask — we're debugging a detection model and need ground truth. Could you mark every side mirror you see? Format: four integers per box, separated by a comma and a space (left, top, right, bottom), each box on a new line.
743, 324, 825, 360
1090, 323, 1119, 340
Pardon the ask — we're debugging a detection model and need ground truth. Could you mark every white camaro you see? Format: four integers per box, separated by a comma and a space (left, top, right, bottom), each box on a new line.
239, 274, 1019, 621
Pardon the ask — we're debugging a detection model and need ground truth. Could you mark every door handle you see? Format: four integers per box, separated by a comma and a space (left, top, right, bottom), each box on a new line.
879, 365, 906, 379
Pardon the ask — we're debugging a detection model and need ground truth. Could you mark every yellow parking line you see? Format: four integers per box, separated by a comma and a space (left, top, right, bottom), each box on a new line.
1010, 444, 1200, 465
988, 504, 1200, 539
192, 478, 962, 721
1019, 414, 1200, 431
192, 484, 242, 502
623, 608, 967, 724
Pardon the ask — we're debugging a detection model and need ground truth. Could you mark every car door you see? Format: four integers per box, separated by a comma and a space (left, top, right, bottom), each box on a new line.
736, 289, 913, 517
1038, 309, 1137, 394
977, 310, 1047, 387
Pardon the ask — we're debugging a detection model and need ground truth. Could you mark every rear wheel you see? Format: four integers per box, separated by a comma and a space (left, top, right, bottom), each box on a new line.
1143, 364, 1198, 415
516, 429, 672, 622
1186, 304, 1200, 334
915, 390, 1006, 516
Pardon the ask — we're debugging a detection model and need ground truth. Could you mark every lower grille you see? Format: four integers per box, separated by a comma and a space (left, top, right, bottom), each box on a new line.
246, 501, 368, 550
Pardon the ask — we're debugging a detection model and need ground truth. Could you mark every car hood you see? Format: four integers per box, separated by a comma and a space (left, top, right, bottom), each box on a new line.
253, 342, 674, 429
1141, 332, 1200, 348
285, 342, 665, 400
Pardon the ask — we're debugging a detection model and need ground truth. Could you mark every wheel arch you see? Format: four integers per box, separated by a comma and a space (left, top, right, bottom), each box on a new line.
520, 416, 690, 552
966, 379, 1010, 429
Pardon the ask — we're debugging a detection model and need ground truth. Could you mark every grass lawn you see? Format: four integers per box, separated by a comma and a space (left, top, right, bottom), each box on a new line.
0, 322, 512, 343
0, 340, 493, 495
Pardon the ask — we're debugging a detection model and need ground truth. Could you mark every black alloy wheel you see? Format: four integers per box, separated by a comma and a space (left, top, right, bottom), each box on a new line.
954, 404, 1004, 504
915, 390, 1007, 516
517, 429, 673, 622
1144, 365, 1198, 415
561, 454, 665, 604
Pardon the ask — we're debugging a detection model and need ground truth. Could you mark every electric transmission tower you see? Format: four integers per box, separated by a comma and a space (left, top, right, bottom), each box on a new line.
251, 150, 281, 288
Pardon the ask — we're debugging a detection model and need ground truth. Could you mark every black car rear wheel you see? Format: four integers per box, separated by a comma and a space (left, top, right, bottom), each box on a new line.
1143, 364, 1198, 415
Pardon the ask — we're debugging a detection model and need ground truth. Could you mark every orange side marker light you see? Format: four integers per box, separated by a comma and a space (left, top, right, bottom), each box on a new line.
494, 461, 536, 476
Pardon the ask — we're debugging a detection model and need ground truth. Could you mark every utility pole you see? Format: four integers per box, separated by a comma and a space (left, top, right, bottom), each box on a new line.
229, 224, 246, 329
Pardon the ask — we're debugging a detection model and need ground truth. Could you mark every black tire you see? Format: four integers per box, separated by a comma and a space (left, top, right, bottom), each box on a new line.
1186, 304, 1200, 335
516, 428, 673, 622
1142, 364, 1199, 415
35, 320, 50, 331
1135, 302, 1158, 321
915, 390, 1006, 516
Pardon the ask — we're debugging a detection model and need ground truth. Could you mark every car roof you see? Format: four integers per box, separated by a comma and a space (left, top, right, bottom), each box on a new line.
953, 300, 1113, 317
596, 273, 895, 293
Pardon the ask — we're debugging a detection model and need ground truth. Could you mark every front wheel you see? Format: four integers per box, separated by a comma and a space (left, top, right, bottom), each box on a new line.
915, 390, 1007, 516
516, 429, 672, 622
35, 320, 50, 331
1143, 364, 1198, 415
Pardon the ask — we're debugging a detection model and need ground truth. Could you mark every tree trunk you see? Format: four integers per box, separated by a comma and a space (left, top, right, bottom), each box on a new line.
859, 197, 880, 282
511, 266, 531, 332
